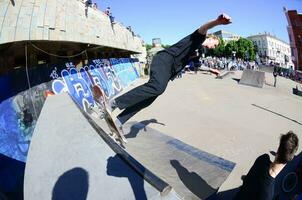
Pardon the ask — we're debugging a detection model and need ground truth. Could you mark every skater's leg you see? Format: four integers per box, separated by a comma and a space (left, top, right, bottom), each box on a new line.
114, 52, 173, 110
117, 96, 157, 124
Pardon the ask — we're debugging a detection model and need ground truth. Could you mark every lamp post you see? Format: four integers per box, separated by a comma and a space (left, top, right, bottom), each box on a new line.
232, 51, 236, 61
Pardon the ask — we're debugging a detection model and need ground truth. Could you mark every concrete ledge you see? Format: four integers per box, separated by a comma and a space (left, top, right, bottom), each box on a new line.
239, 69, 265, 88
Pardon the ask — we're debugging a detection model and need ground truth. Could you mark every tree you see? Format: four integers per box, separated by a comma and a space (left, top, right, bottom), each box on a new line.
162, 44, 171, 49
145, 44, 152, 51
231, 38, 256, 61
213, 38, 225, 57
205, 37, 257, 60
225, 40, 238, 57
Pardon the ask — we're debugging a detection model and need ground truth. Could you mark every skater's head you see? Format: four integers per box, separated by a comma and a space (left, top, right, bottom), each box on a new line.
275, 131, 299, 164
203, 35, 219, 49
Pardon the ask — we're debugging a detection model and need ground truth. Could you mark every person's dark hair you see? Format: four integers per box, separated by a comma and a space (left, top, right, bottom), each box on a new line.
276, 131, 299, 163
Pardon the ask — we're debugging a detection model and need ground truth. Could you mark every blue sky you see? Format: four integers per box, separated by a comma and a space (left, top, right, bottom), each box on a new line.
96, 0, 302, 45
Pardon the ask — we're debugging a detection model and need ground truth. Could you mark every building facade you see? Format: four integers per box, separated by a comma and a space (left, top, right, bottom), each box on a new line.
212, 30, 241, 42
147, 38, 164, 61
247, 33, 293, 68
284, 9, 302, 71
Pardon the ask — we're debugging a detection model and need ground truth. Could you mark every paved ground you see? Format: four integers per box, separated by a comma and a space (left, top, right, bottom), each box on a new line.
114, 70, 302, 198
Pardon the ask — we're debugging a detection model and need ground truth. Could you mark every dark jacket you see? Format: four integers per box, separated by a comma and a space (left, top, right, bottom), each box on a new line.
233, 154, 275, 200
162, 30, 206, 79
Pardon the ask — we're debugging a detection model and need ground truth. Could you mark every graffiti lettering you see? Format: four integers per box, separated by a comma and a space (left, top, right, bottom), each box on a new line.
52, 58, 140, 112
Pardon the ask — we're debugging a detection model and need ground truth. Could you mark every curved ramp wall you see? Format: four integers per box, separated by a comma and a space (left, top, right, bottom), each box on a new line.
0, 58, 140, 163
0, 0, 145, 54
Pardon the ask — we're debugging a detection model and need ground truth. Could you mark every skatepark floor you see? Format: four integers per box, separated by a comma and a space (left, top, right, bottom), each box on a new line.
24, 69, 302, 200
114, 70, 302, 199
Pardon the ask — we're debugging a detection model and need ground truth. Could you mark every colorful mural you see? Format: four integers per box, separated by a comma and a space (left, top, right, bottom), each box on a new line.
0, 58, 140, 162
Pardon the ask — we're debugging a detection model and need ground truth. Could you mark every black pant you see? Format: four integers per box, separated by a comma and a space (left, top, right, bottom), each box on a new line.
115, 52, 173, 124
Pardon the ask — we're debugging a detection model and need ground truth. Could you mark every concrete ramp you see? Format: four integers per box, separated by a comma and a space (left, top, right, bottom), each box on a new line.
122, 122, 235, 200
24, 92, 235, 200
216, 71, 235, 79
24, 93, 179, 200
239, 69, 265, 88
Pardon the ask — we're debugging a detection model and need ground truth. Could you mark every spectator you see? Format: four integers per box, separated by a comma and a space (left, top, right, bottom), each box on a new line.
105, 7, 115, 24
189, 50, 201, 74
92, 3, 98, 9
85, 0, 92, 7
10, 0, 15, 6
234, 131, 299, 200
273, 66, 278, 87
105, 7, 110, 16
84, 0, 92, 17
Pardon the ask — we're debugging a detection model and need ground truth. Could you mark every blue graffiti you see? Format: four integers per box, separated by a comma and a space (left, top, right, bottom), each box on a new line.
0, 98, 30, 162
0, 58, 141, 164
52, 58, 140, 112
52, 68, 94, 111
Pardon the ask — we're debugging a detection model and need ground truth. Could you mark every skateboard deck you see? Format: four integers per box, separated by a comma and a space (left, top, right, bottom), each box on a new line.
87, 71, 127, 145
209, 68, 220, 76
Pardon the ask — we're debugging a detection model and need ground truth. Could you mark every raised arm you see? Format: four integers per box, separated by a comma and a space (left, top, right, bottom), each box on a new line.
198, 13, 232, 35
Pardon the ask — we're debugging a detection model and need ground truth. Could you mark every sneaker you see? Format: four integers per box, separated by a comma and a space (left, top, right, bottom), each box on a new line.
114, 118, 127, 143
107, 98, 117, 113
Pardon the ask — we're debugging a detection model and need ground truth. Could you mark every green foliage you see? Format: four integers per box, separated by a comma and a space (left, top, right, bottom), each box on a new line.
145, 44, 152, 51
213, 38, 225, 57
209, 37, 257, 61
225, 40, 238, 57
162, 44, 171, 49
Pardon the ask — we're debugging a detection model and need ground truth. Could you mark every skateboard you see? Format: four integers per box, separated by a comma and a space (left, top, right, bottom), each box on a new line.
87, 71, 127, 145
209, 68, 220, 76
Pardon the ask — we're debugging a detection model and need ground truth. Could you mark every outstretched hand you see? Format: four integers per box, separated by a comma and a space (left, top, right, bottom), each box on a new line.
216, 13, 232, 25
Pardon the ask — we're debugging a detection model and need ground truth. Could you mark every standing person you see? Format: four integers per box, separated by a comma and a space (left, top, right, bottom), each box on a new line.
84, 0, 92, 17
189, 50, 201, 74
273, 66, 278, 87
233, 131, 299, 200
108, 14, 232, 129
92, 3, 98, 9
105, 6, 115, 24
105, 6, 110, 16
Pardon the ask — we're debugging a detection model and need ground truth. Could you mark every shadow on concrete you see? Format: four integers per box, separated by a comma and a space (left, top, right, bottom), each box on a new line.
125, 119, 165, 139
106, 154, 147, 200
52, 167, 89, 200
251, 104, 302, 126
0, 153, 25, 200
170, 160, 217, 199
232, 78, 240, 83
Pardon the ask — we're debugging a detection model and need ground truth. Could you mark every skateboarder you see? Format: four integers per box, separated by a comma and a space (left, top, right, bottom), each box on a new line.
109, 13, 232, 129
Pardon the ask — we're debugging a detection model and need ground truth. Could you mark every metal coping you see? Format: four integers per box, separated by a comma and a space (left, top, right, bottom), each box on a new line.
167, 139, 236, 172
68, 94, 172, 196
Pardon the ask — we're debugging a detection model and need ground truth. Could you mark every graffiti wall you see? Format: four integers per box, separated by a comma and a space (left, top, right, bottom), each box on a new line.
0, 58, 140, 163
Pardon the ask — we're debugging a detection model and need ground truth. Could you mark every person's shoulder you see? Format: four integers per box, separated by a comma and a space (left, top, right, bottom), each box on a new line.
255, 154, 271, 165
257, 153, 270, 160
